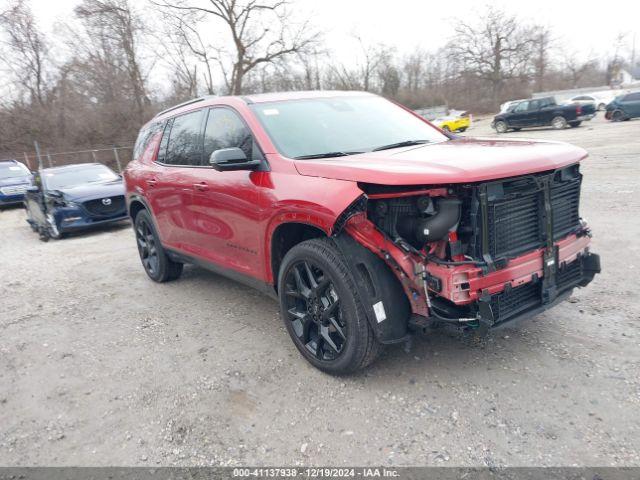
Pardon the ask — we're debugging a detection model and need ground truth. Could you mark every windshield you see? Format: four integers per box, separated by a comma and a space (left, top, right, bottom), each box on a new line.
44, 164, 119, 190
251, 96, 448, 159
0, 162, 30, 179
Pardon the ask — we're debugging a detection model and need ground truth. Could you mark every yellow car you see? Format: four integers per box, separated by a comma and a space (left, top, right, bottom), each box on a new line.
433, 112, 471, 133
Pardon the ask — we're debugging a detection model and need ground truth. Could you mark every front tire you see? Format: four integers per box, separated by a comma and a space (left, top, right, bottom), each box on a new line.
551, 116, 567, 129
134, 210, 183, 282
278, 238, 381, 374
46, 213, 63, 240
612, 110, 625, 122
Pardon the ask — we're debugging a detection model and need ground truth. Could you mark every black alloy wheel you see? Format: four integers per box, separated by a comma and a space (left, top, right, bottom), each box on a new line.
283, 260, 347, 361
134, 209, 183, 282
136, 216, 160, 276
278, 238, 381, 374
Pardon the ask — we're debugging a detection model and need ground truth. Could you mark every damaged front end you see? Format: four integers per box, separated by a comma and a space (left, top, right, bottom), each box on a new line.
332, 163, 601, 343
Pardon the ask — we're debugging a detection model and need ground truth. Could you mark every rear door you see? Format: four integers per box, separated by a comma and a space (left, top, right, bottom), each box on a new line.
537, 97, 558, 125
146, 109, 206, 249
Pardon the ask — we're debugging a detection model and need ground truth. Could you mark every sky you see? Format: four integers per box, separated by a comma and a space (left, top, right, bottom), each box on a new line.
26, 0, 640, 63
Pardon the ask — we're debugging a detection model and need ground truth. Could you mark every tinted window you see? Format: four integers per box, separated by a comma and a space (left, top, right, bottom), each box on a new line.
203, 108, 254, 162
164, 110, 204, 165
513, 101, 529, 112
133, 121, 163, 161
157, 119, 172, 164
529, 100, 541, 110
625, 92, 640, 101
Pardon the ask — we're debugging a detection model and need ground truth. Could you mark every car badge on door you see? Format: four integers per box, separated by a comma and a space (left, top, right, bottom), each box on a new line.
102, 198, 112, 206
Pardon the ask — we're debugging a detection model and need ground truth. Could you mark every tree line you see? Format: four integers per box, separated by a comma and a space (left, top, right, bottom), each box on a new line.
0, 0, 632, 159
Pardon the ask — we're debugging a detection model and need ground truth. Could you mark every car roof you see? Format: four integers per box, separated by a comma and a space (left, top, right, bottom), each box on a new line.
41, 162, 105, 174
0, 159, 20, 166
153, 90, 377, 122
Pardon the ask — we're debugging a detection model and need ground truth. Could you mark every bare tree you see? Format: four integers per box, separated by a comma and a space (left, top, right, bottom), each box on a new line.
328, 36, 393, 91
531, 26, 553, 92
447, 7, 536, 106
153, 0, 318, 95
0, 0, 49, 105
74, 0, 150, 121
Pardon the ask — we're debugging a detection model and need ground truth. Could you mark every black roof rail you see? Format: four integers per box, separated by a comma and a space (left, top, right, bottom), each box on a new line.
154, 95, 216, 118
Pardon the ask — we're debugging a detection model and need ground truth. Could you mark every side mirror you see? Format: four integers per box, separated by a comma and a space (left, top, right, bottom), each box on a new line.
209, 148, 261, 172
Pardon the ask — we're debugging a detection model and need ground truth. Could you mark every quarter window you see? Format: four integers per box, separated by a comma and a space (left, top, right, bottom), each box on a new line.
203, 108, 255, 163
164, 110, 205, 166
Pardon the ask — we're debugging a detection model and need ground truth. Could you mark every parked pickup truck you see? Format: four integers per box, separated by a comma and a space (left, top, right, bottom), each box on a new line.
492, 97, 596, 133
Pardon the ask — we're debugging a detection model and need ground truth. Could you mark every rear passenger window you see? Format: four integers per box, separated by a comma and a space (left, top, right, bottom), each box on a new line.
203, 108, 256, 162
164, 110, 204, 165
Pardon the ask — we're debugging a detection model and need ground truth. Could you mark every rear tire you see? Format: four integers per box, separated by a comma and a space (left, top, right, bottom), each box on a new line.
551, 116, 567, 129
569, 121, 582, 128
278, 238, 382, 374
494, 120, 508, 133
458, 127, 467, 132
134, 209, 183, 282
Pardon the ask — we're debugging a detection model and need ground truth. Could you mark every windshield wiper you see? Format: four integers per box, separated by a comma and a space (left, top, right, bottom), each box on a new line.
372, 140, 431, 151
294, 151, 364, 160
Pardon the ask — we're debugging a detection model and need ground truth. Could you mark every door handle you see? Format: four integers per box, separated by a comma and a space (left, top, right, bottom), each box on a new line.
146, 178, 157, 187
193, 182, 209, 192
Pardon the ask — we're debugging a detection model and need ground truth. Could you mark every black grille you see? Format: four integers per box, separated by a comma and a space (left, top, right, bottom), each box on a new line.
82, 195, 126, 218
466, 167, 582, 262
551, 178, 581, 239
487, 190, 543, 258
490, 282, 540, 324
556, 258, 583, 287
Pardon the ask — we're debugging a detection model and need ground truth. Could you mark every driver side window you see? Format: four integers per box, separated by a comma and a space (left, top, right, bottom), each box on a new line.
514, 101, 529, 112
203, 108, 258, 163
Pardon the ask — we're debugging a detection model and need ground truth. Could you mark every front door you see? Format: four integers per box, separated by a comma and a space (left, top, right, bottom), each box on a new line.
508, 101, 532, 127
620, 92, 640, 117
183, 107, 265, 280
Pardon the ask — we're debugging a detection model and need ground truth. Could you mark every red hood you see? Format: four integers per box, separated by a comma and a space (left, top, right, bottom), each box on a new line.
293, 138, 588, 185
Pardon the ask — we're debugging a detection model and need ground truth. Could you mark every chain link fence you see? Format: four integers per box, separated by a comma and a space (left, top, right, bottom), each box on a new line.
21, 145, 134, 173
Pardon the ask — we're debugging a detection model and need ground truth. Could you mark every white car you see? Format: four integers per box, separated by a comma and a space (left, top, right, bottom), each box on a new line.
500, 99, 527, 113
568, 93, 616, 111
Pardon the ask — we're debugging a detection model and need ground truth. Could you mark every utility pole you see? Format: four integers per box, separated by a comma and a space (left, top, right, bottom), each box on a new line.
33, 141, 43, 171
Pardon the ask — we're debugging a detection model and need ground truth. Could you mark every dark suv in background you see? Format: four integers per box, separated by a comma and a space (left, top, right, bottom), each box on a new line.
492, 97, 596, 133
605, 92, 640, 121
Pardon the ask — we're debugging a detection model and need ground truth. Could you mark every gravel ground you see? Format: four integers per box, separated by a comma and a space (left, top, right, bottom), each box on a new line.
1, 115, 639, 467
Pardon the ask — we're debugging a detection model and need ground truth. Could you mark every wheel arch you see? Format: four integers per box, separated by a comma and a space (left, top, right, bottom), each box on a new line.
269, 221, 328, 289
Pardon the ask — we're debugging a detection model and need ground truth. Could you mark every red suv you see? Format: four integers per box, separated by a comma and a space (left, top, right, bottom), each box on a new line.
125, 91, 600, 374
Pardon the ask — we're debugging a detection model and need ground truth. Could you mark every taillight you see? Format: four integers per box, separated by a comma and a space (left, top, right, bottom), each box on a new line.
576, 105, 582, 115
